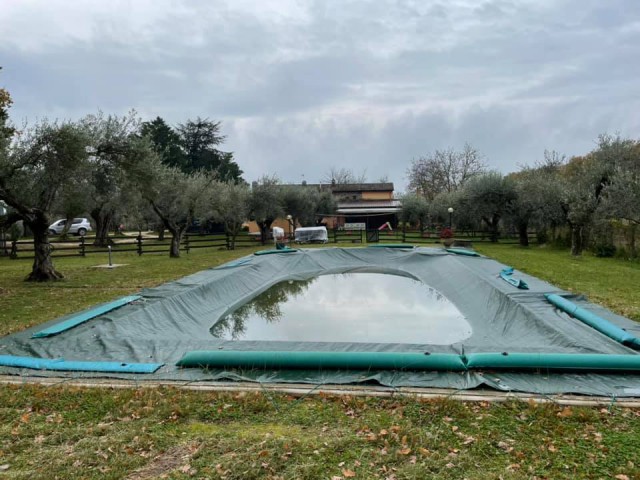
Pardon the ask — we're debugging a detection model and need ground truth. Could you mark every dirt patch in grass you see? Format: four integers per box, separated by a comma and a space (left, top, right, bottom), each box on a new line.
125, 442, 201, 479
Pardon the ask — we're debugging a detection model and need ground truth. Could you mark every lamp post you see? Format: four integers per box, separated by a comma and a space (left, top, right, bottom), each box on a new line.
447, 207, 454, 229
285, 215, 293, 241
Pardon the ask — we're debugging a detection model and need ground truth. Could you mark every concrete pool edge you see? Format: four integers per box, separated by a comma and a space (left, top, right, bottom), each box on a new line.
1, 374, 639, 407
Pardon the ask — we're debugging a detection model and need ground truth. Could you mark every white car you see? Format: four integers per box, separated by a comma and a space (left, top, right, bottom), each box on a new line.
48, 218, 92, 236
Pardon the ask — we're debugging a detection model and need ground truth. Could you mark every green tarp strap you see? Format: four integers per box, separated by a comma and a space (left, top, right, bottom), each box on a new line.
499, 267, 529, 290
31, 295, 142, 338
545, 294, 640, 349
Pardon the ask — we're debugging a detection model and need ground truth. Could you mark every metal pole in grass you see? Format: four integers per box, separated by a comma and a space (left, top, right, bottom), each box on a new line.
108, 245, 113, 267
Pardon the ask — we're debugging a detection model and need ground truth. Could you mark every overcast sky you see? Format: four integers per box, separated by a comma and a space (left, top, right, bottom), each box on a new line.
1, 0, 639, 191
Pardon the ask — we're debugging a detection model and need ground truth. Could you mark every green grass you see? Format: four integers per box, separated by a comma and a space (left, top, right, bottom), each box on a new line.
0, 247, 265, 336
0, 385, 639, 479
474, 243, 640, 322
1, 243, 640, 479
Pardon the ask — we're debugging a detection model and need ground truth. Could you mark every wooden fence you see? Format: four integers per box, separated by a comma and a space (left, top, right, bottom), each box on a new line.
0, 232, 262, 259
1, 228, 536, 259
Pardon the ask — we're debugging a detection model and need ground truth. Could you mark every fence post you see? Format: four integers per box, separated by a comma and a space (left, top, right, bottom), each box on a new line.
402, 225, 406, 243
184, 234, 190, 254
80, 236, 85, 257
137, 233, 143, 256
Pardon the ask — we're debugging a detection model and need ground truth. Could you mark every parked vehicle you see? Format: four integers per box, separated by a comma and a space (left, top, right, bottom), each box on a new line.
48, 218, 92, 236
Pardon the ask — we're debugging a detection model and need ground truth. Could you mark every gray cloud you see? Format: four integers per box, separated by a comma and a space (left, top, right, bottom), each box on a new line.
2, 0, 639, 190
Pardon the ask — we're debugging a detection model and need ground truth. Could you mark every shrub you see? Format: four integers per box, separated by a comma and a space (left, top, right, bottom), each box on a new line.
594, 243, 616, 257
440, 227, 453, 239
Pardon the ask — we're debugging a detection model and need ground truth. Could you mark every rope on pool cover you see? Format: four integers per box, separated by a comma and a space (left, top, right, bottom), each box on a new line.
176, 350, 640, 373
545, 294, 640, 350
31, 295, 142, 338
0, 355, 163, 373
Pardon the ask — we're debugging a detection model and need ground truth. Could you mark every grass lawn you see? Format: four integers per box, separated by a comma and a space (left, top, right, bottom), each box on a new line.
0, 244, 639, 479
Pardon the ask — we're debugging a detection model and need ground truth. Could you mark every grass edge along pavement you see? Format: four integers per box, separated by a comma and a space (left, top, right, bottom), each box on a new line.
1, 244, 640, 478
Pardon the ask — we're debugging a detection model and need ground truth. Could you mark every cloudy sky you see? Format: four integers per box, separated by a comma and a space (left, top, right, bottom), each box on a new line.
1, 0, 639, 190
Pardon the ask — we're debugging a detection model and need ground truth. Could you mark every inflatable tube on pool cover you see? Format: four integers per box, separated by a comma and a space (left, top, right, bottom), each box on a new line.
545, 294, 640, 349
368, 244, 415, 249
31, 295, 142, 338
176, 351, 467, 371
466, 352, 640, 372
0, 355, 163, 373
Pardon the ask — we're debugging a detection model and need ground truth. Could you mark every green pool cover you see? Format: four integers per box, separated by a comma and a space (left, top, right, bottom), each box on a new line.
1, 246, 640, 397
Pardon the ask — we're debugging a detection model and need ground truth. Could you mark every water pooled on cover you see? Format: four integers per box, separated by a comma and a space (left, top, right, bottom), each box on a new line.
211, 273, 471, 344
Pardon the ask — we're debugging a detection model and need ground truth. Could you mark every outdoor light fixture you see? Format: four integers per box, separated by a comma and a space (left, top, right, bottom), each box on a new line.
447, 207, 454, 228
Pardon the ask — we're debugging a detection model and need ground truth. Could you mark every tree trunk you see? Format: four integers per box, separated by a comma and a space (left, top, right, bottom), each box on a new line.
157, 226, 165, 241
258, 222, 268, 245
59, 214, 74, 240
167, 227, 183, 258
483, 216, 500, 243
518, 222, 529, 247
27, 221, 63, 281
91, 209, 113, 247
226, 222, 238, 250
570, 225, 583, 256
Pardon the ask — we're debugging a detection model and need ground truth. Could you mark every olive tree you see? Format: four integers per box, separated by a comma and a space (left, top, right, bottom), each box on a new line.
0, 120, 88, 280
429, 190, 477, 231
248, 176, 283, 244
460, 172, 517, 242
209, 181, 251, 250
81, 112, 147, 247
595, 136, 640, 255
507, 165, 565, 246
399, 193, 430, 232
133, 158, 215, 257
281, 185, 337, 228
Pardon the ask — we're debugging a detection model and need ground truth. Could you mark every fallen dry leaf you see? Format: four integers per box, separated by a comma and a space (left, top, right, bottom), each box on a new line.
557, 407, 573, 418
342, 468, 356, 477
